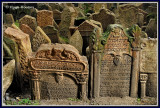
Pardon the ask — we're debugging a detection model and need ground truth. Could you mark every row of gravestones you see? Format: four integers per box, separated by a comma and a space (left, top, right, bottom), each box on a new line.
3, 4, 157, 100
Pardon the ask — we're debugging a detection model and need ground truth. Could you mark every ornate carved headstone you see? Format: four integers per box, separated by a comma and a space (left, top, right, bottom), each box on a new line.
28, 43, 88, 100
69, 30, 83, 54
37, 10, 53, 28
32, 26, 51, 52
92, 9, 115, 32
59, 6, 77, 38
19, 15, 37, 31
140, 38, 157, 97
42, 25, 59, 43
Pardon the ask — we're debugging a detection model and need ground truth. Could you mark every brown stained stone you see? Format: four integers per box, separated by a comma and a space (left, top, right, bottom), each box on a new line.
20, 24, 35, 41
42, 25, 59, 43
69, 30, 83, 54
32, 26, 51, 52
3, 59, 15, 97
4, 27, 32, 87
28, 43, 88, 100
94, 3, 107, 13
19, 15, 37, 31
92, 9, 115, 32
59, 6, 77, 38
5, 14, 14, 25
37, 10, 53, 28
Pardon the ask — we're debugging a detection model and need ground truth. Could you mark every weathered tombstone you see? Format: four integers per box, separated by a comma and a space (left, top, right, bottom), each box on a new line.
37, 3, 52, 11
53, 9, 62, 24
69, 30, 83, 54
3, 59, 15, 97
37, 10, 53, 28
91, 9, 115, 32
49, 3, 63, 12
20, 24, 35, 42
78, 20, 102, 55
145, 19, 157, 38
4, 27, 32, 90
19, 15, 37, 31
94, 3, 107, 13
59, 6, 77, 38
90, 24, 136, 98
118, 4, 145, 28
5, 14, 14, 25
32, 26, 51, 52
28, 43, 88, 100
140, 38, 157, 97
42, 25, 59, 43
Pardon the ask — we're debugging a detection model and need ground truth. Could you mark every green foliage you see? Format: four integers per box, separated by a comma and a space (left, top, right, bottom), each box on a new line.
137, 98, 141, 102
68, 98, 80, 101
14, 20, 19, 28
59, 36, 69, 44
5, 98, 39, 105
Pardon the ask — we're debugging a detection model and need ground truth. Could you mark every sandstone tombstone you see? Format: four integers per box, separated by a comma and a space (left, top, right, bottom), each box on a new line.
20, 24, 35, 42
28, 44, 88, 100
42, 25, 59, 43
32, 26, 51, 52
37, 10, 53, 28
140, 38, 157, 97
90, 24, 134, 98
92, 9, 115, 32
69, 30, 83, 54
94, 3, 107, 13
59, 6, 77, 38
4, 27, 32, 90
19, 15, 37, 31
3, 59, 15, 97
5, 14, 14, 25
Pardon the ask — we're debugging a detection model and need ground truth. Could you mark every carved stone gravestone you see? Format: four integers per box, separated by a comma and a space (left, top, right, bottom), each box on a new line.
59, 6, 77, 38
32, 26, 51, 52
37, 10, 53, 28
19, 15, 37, 31
140, 38, 157, 97
90, 24, 133, 98
69, 30, 83, 54
42, 25, 59, 43
92, 9, 115, 32
28, 43, 88, 100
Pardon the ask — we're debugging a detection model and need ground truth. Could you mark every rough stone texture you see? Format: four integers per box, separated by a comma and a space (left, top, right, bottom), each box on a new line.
53, 9, 62, 21
32, 26, 51, 52
92, 9, 115, 32
20, 24, 35, 42
11, 23, 21, 31
140, 38, 157, 97
117, 4, 145, 28
28, 43, 88, 100
53, 19, 59, 30
5, 14, 14, 25
4, 27, 32, 84
49, 3, 63, 11
19, 15, 37, 31
37, 10, 53, 28
42, 25, 59, 43
59, 6, 77, 38
3, 59, 15, 97
69, 30, 83, 54
37, 3, 52, 11
94, 3, 107, 13
145, 19, 157, 38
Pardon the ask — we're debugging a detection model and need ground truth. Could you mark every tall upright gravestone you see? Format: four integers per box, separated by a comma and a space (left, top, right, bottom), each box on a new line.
28, 44, 88, 100
89, 24, 141, 98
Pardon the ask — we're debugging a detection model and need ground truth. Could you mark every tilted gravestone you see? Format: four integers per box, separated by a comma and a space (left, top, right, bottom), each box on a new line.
69, 30, 83, 55
140, 38, 157, 97
32, 26, 51, 52
4, 27, 32, 90
19, 15, 37, 31
28, 43, 88, 100
37, 10, 53, 28
42, 25, 59, 43
91, 9, 115, 32
59, 6, 77, 38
